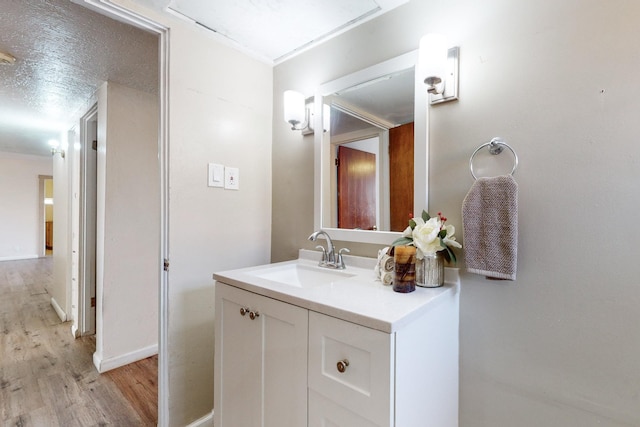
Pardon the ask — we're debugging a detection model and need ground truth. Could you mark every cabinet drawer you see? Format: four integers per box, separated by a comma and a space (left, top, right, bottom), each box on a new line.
308, 311, 394, 425
309, 389, 380, 427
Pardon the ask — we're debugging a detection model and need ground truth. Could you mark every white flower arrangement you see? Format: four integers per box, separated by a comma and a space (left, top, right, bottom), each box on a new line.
392, 210, 461, 263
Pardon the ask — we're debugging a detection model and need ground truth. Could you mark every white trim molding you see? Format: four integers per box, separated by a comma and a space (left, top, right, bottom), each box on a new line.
185, 411, 214, 427
50, 297, 67, 322
0, 255, 39, 262
92, 343, 158, 373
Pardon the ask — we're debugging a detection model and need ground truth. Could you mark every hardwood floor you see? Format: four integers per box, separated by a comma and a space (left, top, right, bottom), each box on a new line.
0, 258, 157, 426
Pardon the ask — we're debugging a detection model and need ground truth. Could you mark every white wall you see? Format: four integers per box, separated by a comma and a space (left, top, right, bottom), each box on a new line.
165, 21, 273, 426
93, 81, 160, 371
274, 0, 640, 426
0, 152, 52, 260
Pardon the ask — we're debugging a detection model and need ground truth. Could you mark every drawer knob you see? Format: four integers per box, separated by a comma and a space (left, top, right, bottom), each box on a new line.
336, 359, 350, 373
249, 311, 260, 320
240, 307, 250, 316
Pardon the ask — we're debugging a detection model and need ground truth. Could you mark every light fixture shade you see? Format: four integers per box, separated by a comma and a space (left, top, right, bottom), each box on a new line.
419, 33, 448, 86
49, 139, 65, 158
284, 90, 306, 129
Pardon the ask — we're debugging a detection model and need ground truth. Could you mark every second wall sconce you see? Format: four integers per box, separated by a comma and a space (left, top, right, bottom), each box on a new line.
419, 33, 459, 105
49, 139, 65, 158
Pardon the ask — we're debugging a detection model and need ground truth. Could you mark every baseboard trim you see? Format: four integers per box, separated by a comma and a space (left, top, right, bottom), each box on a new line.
50, 297, 67, 322
93, 343, 158, 373
0, 254, 39, 262
185, 411, 214, 427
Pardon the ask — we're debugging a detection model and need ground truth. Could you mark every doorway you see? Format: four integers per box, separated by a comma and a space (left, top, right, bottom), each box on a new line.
38, 175, 54, 257
44, 178, 54, 255
79, 104, 98, 336
69, 1, 169, 424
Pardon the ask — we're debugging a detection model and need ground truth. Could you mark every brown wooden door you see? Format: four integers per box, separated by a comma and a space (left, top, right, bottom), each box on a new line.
337, 145, 376, 230
389, 122, 414, 231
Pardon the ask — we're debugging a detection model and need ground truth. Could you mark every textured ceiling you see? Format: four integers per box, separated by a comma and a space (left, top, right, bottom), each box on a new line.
0, 0, 409, 157
0, 0, 158, 157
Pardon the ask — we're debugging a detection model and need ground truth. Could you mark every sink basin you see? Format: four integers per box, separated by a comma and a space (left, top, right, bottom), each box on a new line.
247, 263, 356, 288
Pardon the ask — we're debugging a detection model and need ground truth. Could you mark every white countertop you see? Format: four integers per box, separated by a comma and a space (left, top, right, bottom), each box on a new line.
213, 249, 460, 333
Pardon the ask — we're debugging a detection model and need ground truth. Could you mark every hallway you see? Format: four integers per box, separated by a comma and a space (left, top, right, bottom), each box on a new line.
0, 258, 157, 426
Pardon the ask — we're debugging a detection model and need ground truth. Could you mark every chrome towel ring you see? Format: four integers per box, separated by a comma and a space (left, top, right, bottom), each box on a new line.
469, 137, 518, 180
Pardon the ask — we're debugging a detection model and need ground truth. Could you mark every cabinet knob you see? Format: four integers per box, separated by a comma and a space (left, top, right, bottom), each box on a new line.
336, 359, 350, 373
240, 307, 249, 316
249, 311, 260, 320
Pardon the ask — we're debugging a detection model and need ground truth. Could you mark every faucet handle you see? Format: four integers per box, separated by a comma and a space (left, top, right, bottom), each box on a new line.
337, 248, 350, 269
315, 245, 327, 262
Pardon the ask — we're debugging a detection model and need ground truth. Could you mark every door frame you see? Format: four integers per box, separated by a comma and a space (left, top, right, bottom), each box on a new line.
76, 1, 170, 425
78, 104, 98, 337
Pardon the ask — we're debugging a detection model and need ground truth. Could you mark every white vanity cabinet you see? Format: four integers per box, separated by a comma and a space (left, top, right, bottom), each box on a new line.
214, 256, 459, 427
214, 283, 308, 427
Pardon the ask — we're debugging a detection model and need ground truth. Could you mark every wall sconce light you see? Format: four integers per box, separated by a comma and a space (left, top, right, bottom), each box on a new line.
49, 139, 65, 158
284, 90, 307, 130
419, 33, 459, 105
0, 50, 16, 65
284, 90, 321, 135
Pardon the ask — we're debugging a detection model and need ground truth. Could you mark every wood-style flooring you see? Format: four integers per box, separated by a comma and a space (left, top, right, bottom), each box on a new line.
0, 257, 157, 426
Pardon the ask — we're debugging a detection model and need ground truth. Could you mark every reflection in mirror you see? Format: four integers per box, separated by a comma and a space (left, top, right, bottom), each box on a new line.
314, 50, 428, 245
325, 67, 414, 232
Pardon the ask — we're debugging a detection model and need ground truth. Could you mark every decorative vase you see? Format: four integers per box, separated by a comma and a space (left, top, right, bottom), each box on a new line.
416, 251, 445, 288
393, 245, 416, 293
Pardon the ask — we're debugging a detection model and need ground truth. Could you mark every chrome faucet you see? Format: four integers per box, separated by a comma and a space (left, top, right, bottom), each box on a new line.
308, 230, 350, 269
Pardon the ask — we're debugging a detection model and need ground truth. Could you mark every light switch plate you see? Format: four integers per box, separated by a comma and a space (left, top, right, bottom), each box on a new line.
224, 167, 239, 190
208, 163, 224, 187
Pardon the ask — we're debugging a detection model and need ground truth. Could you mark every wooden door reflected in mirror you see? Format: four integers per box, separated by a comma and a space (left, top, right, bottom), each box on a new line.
389, 122, 414, 231
337, 145, 377, 230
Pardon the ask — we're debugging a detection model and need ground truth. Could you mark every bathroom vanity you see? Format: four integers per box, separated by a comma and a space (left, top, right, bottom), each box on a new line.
213, 251, 460, 427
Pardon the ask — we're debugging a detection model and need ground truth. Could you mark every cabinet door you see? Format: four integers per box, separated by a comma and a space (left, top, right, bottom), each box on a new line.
214, 283, 308, 427
308, 311, 394, 426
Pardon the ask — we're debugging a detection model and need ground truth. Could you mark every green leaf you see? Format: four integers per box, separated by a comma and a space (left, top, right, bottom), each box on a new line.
392, 237, 413, 247
448, 247, 457, 264
422, 210, 430, 221
445, 245, 457, 264
438, 229, 447, 239
409, 219, 416, 229
439, 237, 457, 264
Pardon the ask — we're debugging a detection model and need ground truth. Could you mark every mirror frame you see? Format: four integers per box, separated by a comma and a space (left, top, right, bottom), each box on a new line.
313, 50, 428, 245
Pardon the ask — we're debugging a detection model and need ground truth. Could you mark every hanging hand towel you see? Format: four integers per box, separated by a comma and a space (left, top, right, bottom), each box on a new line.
462, 175, 518, 280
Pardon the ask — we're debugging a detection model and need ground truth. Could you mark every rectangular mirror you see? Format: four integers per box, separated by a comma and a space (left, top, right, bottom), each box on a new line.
313, 50, 428, 245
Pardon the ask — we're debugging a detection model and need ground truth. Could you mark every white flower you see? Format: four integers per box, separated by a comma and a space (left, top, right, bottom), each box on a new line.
442, 224, 462, 249
412, 217, 443, 256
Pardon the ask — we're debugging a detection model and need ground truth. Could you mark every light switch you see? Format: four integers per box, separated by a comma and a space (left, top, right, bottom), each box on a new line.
208, 163, 224, 188
224, 167, 239, 190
